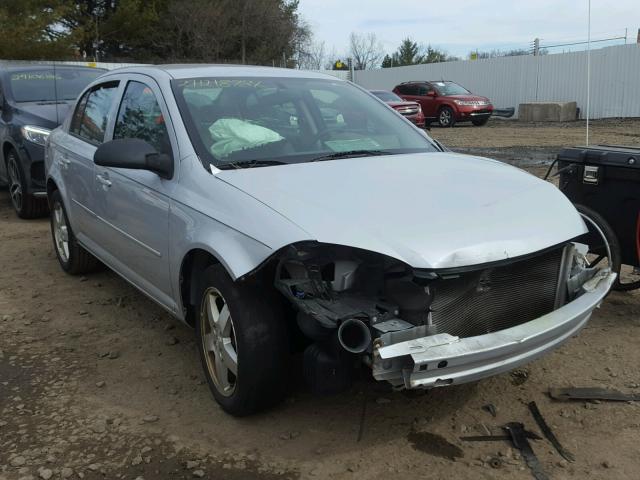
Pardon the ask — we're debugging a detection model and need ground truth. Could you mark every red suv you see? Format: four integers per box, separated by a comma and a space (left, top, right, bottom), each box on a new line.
393, 81, 493, 128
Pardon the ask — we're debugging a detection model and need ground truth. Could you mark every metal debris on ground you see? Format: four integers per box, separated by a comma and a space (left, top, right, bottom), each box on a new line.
528, 401, 575, 462
460, 431, 542, 442
549, 387, 640, 402
482, 403, 497, 417
504, 422, 549, 480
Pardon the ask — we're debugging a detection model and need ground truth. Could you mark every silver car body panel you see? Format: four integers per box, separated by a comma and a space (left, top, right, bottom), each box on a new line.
215, 152, 587, 270
44, 65, 610, 392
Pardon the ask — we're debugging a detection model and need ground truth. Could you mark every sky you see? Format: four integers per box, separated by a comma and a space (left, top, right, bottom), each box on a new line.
297, 0, 639, 60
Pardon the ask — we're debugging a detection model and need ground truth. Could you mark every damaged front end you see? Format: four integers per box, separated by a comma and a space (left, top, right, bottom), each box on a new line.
275, 241, 615, 392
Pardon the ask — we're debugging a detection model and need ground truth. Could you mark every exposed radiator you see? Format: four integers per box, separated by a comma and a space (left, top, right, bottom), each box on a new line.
430, 246, 566, 338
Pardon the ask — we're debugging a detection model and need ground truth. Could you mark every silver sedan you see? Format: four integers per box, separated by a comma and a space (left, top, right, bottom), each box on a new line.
45, 65, 615, 415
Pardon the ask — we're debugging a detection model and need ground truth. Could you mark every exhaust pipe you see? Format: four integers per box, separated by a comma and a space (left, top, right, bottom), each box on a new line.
338, 319, 372, 354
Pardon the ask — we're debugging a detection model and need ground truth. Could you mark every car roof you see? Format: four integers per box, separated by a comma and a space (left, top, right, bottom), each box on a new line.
0, 62, 106, 73
399, 80, 453, 84
102, 64, 343, 81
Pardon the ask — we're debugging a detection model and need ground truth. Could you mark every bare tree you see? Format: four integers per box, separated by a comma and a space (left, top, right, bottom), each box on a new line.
296, 38, 326, 70
349, 32, 384, 70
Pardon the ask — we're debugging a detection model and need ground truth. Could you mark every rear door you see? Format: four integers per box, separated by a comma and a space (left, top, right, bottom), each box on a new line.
92, 75, 177, 310
418, 82, 439, 119
396, 83, 432, 116
59, 81, 120, 243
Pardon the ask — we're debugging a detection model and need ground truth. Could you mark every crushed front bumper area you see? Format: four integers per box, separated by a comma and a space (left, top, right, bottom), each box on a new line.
373, 270, 616, 389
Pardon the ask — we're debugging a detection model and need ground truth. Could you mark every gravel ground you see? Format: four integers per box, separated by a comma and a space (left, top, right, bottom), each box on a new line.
1, 119, 640, 480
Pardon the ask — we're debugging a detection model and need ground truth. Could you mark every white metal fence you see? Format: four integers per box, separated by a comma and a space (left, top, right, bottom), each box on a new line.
352, 44, 640, 119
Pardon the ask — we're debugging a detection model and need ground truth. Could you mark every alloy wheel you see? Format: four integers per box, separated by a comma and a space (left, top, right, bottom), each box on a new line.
439, 109, 452, 127
52, 202, 70, 263
200, 287, 238, 396
8, 156, 23, 212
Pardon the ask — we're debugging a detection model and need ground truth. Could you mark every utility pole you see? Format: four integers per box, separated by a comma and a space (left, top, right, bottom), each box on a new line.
532, 38, 540, 56
94, 14, 99, 62
637, 28, 640, 44
586, 0, 591, 145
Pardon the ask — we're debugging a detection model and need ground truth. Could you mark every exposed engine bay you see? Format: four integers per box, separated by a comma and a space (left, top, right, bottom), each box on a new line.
274, 241, 610, 392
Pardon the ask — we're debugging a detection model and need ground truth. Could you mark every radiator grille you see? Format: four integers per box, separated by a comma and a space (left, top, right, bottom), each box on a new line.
430, 247, 565, 338
397, 106, 420, 116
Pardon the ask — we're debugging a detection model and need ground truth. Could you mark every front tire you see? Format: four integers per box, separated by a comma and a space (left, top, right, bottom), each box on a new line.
50, 190, 100, 274
196, 264, 288, 416
7, 150, 48, 218
437, 106, 456, 128
573, 204, 638, 291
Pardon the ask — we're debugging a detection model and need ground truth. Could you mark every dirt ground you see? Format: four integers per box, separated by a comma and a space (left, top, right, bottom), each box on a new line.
2, 119, 640, 480
430, 117, 640, 167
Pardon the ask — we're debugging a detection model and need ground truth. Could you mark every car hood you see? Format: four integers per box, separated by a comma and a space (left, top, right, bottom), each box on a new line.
387, 101, 419, 108
216, 152, 586, 269
13, 102, 71, 128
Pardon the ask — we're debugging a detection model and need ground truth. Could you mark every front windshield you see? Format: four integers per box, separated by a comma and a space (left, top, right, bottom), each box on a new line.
432, 81, 470, 96
9, 68, 104, 103
172, 77, 438, 169
371, 90, 403, 102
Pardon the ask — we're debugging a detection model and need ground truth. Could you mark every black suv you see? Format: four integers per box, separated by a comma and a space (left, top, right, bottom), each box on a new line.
0, 64, 104, 217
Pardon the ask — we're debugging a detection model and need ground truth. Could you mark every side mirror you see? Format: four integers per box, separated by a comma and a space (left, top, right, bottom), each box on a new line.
427, 90, 437, 97
94, 138, 173, 179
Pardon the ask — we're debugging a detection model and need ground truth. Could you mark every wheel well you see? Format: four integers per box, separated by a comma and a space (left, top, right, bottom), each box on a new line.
2, 142, 14, 165
179, 249, 221, 327
46, 178, 58, 207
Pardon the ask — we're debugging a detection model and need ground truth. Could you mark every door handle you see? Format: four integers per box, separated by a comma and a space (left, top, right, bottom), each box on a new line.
96, 173, 112, 187
58, 155, 71, 169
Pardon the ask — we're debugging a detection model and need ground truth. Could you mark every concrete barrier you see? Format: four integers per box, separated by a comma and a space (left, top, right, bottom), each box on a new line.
518, 102, 577, 122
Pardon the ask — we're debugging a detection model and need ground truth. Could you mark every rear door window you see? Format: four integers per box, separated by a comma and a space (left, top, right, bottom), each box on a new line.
70, 82, 119, 144
398, 84, 420, 95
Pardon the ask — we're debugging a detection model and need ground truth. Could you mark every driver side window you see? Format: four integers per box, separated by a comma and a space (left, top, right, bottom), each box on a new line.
113, 81, 172, 157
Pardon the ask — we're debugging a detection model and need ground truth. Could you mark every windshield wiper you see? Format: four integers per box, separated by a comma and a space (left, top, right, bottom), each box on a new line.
222, 159, 287, 169
310, 149, 393, 162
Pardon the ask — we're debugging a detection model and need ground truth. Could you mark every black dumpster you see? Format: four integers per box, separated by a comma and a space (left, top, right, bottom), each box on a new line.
557, 145, 640, 290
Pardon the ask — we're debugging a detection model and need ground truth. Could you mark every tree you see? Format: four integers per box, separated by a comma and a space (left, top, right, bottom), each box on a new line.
468, 48, 544, 59
348, 32, 384, 70
381, 38, 456, 68
296, 37, 327, 70
381, 38, 423, 67
424, 46, 450, 63
0, 0, 78, 60
0, 0, 308, 64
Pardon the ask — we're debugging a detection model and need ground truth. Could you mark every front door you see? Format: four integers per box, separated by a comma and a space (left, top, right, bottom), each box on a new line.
92, 77, 177, 311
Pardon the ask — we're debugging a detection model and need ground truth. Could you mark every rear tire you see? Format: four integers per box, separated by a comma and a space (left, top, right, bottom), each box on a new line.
7, 150, 48, 219
49, 190, 101, 275
437, 106, 455, 128
472, 117, 489, 126
195, 264, 289, 416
